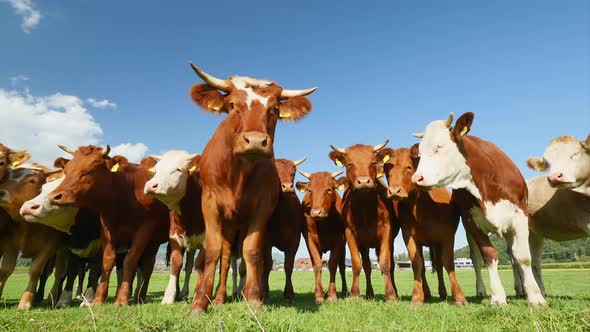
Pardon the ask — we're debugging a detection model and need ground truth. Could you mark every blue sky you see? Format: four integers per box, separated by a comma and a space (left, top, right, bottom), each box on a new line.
1, 1, 588, 257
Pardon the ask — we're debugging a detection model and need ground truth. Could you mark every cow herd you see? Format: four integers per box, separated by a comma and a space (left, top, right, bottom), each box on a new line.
0, 63, 588, 315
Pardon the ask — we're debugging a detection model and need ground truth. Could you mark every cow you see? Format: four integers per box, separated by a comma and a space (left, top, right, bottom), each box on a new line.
411, 112, 546, 306
328, 140, 399, 301
516, 134, 590, 296
0, 144, 30, 234
260, 157, 307, 302
143, 150, 204, 304
187, 63, 316, 314
378, 146, 467, 305
48, 146, 170, 306
0, 164, 65, 309
295, 170, 349, 303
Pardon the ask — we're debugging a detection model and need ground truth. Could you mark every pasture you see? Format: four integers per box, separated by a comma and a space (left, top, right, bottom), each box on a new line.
0, 269, 588, 331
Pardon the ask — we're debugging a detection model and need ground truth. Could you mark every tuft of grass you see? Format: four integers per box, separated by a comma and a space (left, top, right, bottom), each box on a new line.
0, 269, 588, 331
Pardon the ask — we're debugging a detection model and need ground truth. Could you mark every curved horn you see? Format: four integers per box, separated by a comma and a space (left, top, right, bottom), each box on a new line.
331, 170, 344, 178
298, 169, 311, 179
280, 87, 318, 99
57, 144, 76, 155
102, 145, 111, 157
445, 112, 454, 128
292, 156, 307, 167
373, 139, 389, 152
330, 145, 346, 154
189, 61, 231, 92
412, 133, 424, 139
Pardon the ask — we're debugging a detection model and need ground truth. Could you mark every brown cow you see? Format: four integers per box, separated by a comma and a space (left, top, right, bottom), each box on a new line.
328, 141, 399, 301
378, 146, 467, 305
48, 146, 170, 306
187, 63, 316, 314
0, 164, 65, 309
411, 112, 545, 306
0, 144, 30, 234
261, 158, 307, 302
296, 170, 349, 303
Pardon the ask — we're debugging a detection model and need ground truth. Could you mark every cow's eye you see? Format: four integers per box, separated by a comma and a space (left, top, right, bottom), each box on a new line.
406, 165, 412, 170
435, 144, 444, 153
571, 152, 580, 160
0, 161, 4, 166
229, 102, 235, 110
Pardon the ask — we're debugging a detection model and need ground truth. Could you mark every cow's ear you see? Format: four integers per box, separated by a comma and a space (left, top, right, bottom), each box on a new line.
279, 96, 312, 121
451, 112, 474, 140
188, 155, 201, 174
581, 134, 590, 151
8, 151, 31, 167
329, 151, 346, 167
377, 148, 394, 164
334, 177, 349, 191
527, 157, 549, 172
409, 143, 420, 168
53, 157, 70, 169
140, 157, 158, 173
190, 84, 227, 113
108, 156, 128, 173
295, 181, 309, 193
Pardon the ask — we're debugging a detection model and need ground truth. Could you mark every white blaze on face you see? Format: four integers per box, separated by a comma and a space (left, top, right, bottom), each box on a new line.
412, 119, 481, 198
544, 141, 590, 191
19, 176, 79, 233
144, 150, 193, 211
230, 76, 270, 108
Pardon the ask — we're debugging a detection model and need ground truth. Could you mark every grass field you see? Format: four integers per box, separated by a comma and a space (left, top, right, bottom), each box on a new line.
0, 268, 588, 331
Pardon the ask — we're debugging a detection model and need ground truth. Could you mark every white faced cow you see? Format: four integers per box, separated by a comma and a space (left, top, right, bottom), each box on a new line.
411, 112, 546, 307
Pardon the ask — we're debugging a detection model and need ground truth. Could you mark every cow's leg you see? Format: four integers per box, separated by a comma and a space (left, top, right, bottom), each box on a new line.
433, 246, 447, 300
231, 257, 239, 299
116, 253, 125, 290
162, 239, 184, 304
529, 231, 546, 297
115, 227, 154, 306
283, 245, 296, 303
181, 248, 196, 300
34, 256, 54, 304
75, 261, 86, 298
305, 235, 325, 304
326, 249, 339, 302
47, 248, 68, 307
57, 252, 78, 308
402, 231, 425, 304
420, 246, 432, 300
193, 249, 205, 292
18, 249, 53, 310
505, 235, 525, 298
441, 240, 467, 305
136, 245, 158, 304
92, 239, 116, 306
238, 258, 246, 295
338, 244, 349, 297
0, 245, 18, 299
509, 219, 546, 307
241, 217, 269, 307
466, 231, 486, 298
81, 258, 100, 306
260, 243, 273, 303
344, 227, 362, 298
361, 249, 374, 299
378, 230, 397, 302
214, 235, 235, 305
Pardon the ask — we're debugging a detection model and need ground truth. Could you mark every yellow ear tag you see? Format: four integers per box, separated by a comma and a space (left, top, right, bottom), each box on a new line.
382, 155, 390, 163
377, 172, 384, 178
148, 166, 155, 174
335, 159, 343, 167
460, 126, 469, 136
338, 184, 345, 190
533, 164, 546, 172
111, 163, 120, 172
189, 165, 198, 174
279, 112, 292, 119
298, 187, 307, 193
11, 160, 20, 167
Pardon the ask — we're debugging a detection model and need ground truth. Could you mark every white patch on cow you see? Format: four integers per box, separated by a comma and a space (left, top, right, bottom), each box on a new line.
543, 140, 590, 197
231, 77, 269, 108
56, 290, 72, 308
6, 167, 37, 183
20, 176, 79, 233
161, 274, 177, 304
144, 150, 194, 213
483, 200, 524, 236
487, 259, 507, 305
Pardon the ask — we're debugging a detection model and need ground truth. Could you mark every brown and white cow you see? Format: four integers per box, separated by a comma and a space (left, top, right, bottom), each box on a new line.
0, 144, 30, 234
48, 146, 170, 306
261, 158, 307, 302
328, 141, 399, 301
0, 164, 65, 309
187, 63, 316, 314
296, 170, 348, 303
411, 112, 545, 306
378, 146, 467, 305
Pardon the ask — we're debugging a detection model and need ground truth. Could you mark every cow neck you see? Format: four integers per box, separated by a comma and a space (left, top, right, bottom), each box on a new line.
571, 177, 590, 197
177, 173, 203, 235
344, 187, 379, 214
96, 167, 138, 218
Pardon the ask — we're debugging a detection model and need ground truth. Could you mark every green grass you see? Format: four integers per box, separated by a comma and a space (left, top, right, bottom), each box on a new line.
0, 269, 589, 331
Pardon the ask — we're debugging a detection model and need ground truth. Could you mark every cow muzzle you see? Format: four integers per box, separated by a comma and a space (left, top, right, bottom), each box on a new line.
281, 182, 294, 193
310, 208, 328, 219
387, 186, 408, 200
20, 202, 41, 221
234, 131, 273, 158
353, 176, 374, 190
547, 172, 571, 188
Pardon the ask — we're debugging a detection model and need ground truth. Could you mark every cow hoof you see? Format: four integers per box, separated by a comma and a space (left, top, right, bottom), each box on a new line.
454, 299, 468, 306
315, 297, 324, 304
490, 295, 507, 306
188, 307, 206, 316
528, 295, 546, 307
327, 296, 337, 303
411, 299, 424, 306
56, 290, 73, 308
476, 291, 486, 298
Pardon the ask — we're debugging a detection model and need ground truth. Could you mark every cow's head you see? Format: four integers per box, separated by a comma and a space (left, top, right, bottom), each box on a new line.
527, 134, 590, 191
296, 170, 344, 219
144, 150, 200, 209
328, 140, 389, 191
189, 63, 316, 159
411, 112, 474, 190
275, 157, 307, 193
378, 146, 420, 200
49, 145, 117, 207
0, 164, 61, 219
0, 144, 31, 181
20, 158, 79, 233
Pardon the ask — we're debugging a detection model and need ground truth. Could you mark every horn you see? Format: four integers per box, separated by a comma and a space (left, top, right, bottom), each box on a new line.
57, 144, 76, 155
150, 155, 163, 161
373, 139, 389, 152
412, 133, 424, 139
581, 134, 590, 150
330, 145, 346, 154
331, 170, 344, 178
445, 112, 454, 128
292, 156, 307, 167
280, 87, 318, 99
189, 61, 231, 92
298, 169, 311, 179
102, 145, 111, 157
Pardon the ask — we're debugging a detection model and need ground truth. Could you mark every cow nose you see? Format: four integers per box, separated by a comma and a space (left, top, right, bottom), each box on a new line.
412, 174, 424, 185
548, 172, 565, 186
387, 186, 401, 197
151, 182, 159, 190
310, 208, 326, 218
242, 132, 269, 150
281, 183, 294, 192
354, 176, 373, 188
29, 204, 40, 211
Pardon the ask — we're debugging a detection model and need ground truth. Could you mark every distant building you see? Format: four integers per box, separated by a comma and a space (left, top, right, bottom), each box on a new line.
454, 258, 474, 269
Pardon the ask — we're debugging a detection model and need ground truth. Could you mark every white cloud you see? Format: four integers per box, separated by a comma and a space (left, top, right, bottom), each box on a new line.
0, 87, 147, 166
86, 98, 117, 110
110, 143, 148, 163
5, 0, 41, 33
